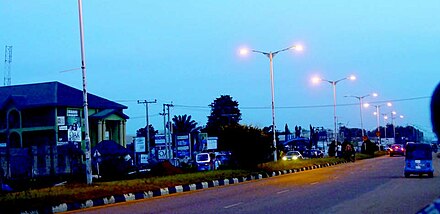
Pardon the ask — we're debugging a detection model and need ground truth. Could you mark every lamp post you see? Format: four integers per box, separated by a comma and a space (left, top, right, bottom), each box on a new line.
77, 0, 92, 185
240, 44, 303, 161
345, 93, 377, 138
312, 75, 356, 143
372, 102, 392, 145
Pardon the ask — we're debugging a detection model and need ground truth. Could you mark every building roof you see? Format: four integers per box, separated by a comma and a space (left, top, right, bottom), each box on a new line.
0, 81, 127, 110
90, 109, 129, 120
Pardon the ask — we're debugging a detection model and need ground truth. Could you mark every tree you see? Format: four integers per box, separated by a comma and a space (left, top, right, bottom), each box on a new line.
206, 95, 241, 135
218, 124, 273, 168
172, 114, 201, 135
136, 125, 157, 147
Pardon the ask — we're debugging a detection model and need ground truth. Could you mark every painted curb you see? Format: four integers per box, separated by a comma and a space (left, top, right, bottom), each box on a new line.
21, 161, 348, 214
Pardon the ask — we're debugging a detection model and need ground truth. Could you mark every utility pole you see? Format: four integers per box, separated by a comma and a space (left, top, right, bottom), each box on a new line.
77, 0, 92, 185
137, 99, 156, 159
160, 103, 174, 161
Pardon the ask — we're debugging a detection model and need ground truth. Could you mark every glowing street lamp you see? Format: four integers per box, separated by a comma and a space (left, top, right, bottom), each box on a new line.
372, 102, 392, 143
240, 44, 303, 161
345, 93, 378, 137
311, 75, 356, 143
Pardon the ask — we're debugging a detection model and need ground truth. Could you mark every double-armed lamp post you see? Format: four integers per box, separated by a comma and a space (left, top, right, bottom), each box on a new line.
312, 75, 356, 143
345, 93, 378, 137
240, 44, 303, 161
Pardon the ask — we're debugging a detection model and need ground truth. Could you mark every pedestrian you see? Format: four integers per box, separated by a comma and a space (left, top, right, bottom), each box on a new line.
337, 143, 342, 158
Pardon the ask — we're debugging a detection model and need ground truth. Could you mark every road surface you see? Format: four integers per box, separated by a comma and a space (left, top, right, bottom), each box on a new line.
71, 155, 440, 214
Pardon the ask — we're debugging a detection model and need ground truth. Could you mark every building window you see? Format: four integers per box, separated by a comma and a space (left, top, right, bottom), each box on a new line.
8, 110, 20, 129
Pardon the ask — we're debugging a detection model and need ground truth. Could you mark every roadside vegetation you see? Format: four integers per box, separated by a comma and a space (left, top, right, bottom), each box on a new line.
0, 152, 386, 213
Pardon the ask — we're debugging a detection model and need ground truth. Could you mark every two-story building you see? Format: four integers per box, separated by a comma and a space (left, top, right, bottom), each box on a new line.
0, 81, 129, 180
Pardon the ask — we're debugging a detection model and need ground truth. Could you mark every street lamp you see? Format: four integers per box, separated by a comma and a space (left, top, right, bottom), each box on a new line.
77, 0, 92, 185
240, 44, 303, 161
372, 102, 392, 144
312, 75, 356, 143
345, 93, 378, 138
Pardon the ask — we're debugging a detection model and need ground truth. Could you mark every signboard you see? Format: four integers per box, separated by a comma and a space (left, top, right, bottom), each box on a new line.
155, 135, 166, 145
134, 137, 146, 152
157, 146, 168, 160
207, 137, 218, 150
176, 135, 190, 158
198, 133, 208, 150
140, 154, 149, 164
57, 116, 65, 126
67, 110, 81, 142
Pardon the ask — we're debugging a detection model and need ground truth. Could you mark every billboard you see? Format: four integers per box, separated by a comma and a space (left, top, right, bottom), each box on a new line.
207, 137, 218, 150
134, 137, 146, 152
176, 135, 190, 158
155, 134, 166, 145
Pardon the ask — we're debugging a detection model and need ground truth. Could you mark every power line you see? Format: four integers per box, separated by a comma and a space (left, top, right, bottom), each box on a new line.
116, 95, 431, 110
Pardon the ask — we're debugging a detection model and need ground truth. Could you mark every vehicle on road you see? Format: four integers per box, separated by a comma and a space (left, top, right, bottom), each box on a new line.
302, 149, 324, 158
282, 151, 303, 161
404, 143, 434, 178
196, 153, 217, 171
389, 144, 405, 156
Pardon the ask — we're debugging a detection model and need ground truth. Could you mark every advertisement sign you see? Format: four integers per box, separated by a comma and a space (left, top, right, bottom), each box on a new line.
155, 135, 166, 145
157, 146, 168, 160
67, 110, 81, 142
198, 133, 208, 151
207, 137, 218, 150
176, 135, 190, 158
134, 137, 146, 152
140, 154, 149, 164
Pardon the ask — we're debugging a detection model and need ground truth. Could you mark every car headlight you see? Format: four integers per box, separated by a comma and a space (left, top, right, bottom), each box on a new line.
293, 156, 298, 160
282, 156, 287, 160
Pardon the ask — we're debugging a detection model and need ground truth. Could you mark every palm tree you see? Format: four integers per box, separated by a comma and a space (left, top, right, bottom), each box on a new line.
172, 114, 201, 135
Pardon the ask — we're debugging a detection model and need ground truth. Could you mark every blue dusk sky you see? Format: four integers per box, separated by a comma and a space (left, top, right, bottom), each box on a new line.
1, 1, 439, 140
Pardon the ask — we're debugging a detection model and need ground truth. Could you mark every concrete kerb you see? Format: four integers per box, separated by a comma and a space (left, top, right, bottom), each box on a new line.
24, 160, 348, 214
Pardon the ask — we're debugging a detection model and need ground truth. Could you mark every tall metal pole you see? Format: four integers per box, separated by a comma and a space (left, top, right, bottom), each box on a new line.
162, 104, 167, 160
138, 99, 156, 158
375, 105, 381, 142
77, 0, 92, 185
332, 82, 338, 143
268, 52, 277, 162
359, 97, 365, 137
167, 104, 173, 161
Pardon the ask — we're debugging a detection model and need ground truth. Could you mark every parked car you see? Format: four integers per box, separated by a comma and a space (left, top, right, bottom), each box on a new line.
303, 149, 324, 158
195, 152, 220, 171
282, 151, 303, 161
215, 154, 232, 167
389, 144, 405, 156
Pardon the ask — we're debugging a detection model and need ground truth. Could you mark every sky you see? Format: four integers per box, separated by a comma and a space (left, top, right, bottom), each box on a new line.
1, 1, 439, 140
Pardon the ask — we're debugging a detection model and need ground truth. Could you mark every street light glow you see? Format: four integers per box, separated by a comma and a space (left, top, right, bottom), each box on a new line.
372, 93, 378, 97
311, 76, 322, 84
293, 44, 304, 52
239, 48, 249, 56
387, 102, 392, 107
348, 75, 356, 81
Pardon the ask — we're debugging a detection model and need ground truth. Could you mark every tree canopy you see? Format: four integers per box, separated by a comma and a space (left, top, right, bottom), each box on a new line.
206, 95, 241, 136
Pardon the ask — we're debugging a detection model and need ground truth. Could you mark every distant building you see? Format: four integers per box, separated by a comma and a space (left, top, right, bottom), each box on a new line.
0, 82, 128, 180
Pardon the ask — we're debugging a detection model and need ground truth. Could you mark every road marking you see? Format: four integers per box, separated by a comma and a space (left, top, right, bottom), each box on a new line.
310, 182, 319, 185
224, 202, 243, 209
277, 190, 290, 194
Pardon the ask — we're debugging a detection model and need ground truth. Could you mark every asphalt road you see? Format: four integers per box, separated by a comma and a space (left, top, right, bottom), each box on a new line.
71, 155, 440, 214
